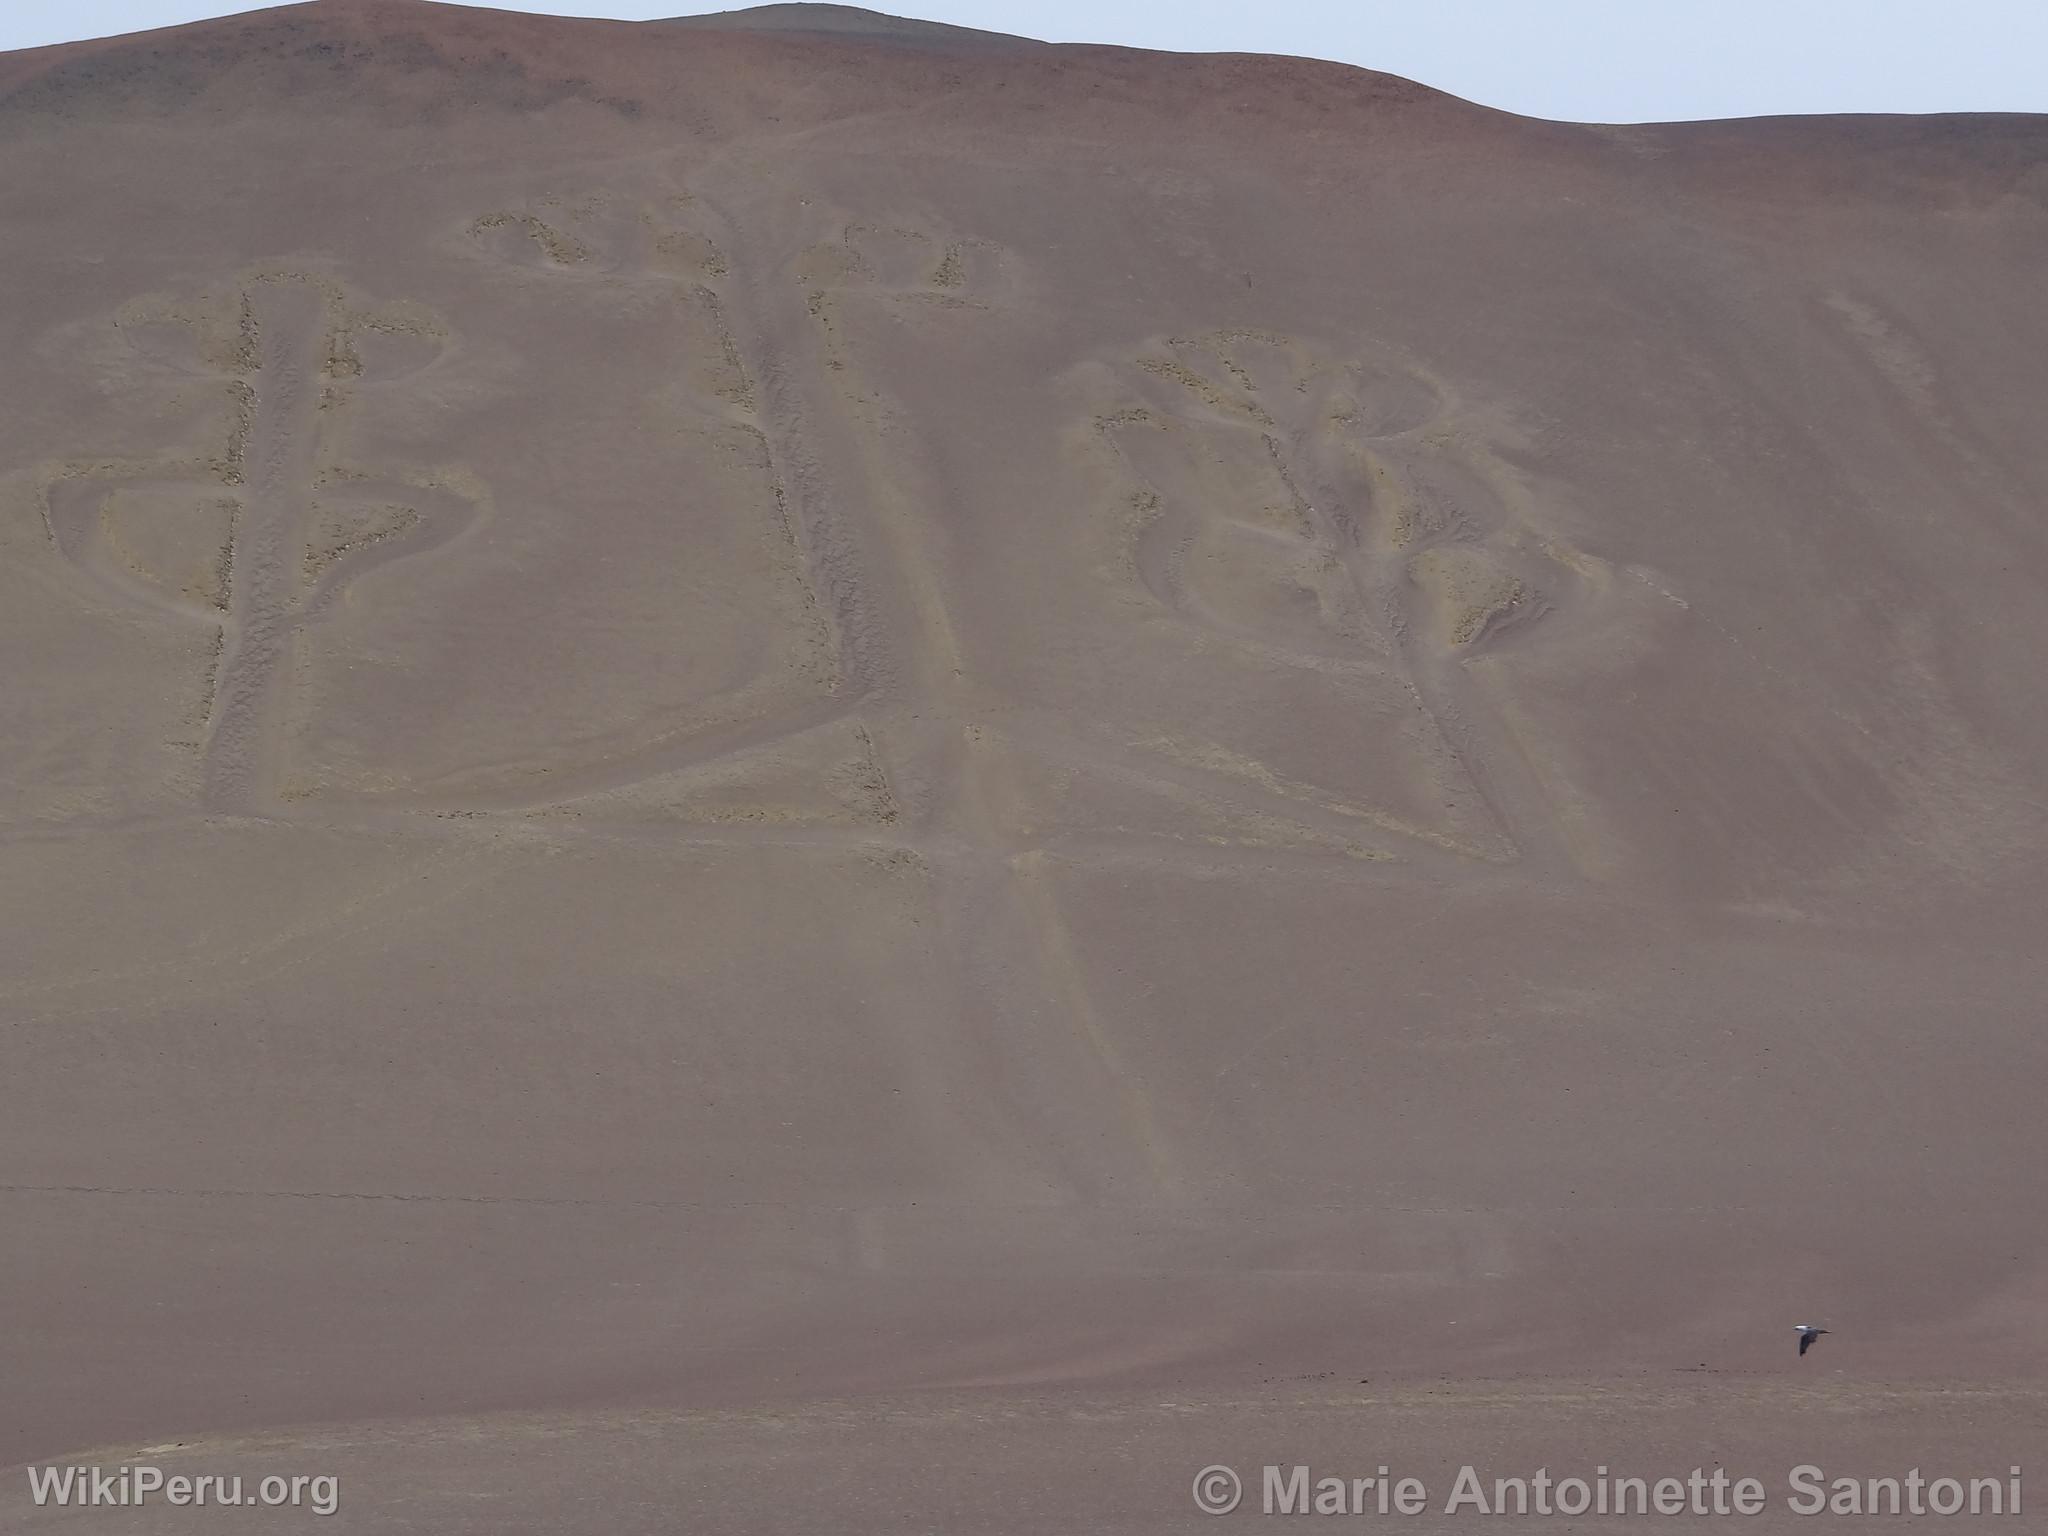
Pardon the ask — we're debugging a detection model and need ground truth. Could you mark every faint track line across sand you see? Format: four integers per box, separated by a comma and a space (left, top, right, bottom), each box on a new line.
0, 1183, 1864, 1220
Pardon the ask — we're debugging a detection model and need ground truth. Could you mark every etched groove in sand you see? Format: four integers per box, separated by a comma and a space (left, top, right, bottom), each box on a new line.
467, 210, 591, 268
680, 268, 854, 693
806, 222, 1014, 313
41, 471, 239, 626
789, 219, 990, 689
200, 282, 325, 812
964, 718, 1411, 868
528, 713, 901, 829
296, 470, 485, 624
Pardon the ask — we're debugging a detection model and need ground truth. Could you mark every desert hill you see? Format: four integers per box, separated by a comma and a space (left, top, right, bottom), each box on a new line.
3, 3, 2046, 1528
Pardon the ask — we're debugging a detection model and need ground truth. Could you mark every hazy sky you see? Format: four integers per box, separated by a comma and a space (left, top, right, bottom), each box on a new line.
7, 0, 2046, 124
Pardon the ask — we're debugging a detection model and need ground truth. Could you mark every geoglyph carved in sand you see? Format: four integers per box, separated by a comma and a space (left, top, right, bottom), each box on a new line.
1090, 328, 1611, 869
37, 271, 485, 815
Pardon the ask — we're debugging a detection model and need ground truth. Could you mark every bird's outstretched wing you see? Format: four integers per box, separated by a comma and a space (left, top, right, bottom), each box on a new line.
1798, 1331, 1814, 1355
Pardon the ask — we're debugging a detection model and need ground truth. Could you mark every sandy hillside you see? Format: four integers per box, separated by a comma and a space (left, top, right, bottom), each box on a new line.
3, 2, 2047, 1529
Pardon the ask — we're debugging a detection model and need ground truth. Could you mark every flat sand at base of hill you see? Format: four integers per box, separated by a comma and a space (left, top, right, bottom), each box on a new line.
8, 1382, 2042, 1533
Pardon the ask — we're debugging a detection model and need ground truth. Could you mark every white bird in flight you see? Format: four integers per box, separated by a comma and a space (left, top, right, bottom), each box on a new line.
1794, 1324, 1829, 1357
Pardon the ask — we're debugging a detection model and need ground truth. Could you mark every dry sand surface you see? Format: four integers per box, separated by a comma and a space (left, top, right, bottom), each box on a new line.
3, 1, 2047, 1529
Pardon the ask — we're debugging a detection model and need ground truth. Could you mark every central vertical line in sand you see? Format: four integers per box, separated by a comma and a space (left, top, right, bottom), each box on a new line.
202, 283, 326, 815
1008, 847, 1184, 1200
739, 212, 1185, 1201
958, 723, 1187, 1202
685, 190, 874, 700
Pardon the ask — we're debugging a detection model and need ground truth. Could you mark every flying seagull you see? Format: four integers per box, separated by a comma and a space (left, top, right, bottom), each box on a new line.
1795, 1325, 1830, 1357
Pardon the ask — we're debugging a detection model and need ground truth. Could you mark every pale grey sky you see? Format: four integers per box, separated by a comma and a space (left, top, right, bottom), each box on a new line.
6, 0, 2046, 124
